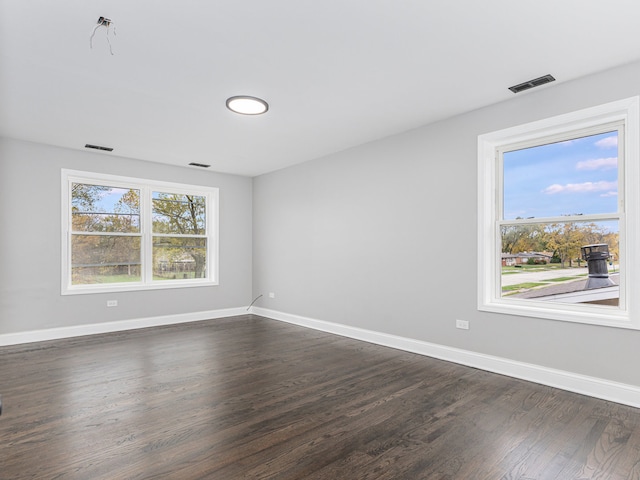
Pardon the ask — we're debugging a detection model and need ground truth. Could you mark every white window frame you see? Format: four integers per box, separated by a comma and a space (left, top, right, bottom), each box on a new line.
478, 97, 640, 329
61, 169, 219, 295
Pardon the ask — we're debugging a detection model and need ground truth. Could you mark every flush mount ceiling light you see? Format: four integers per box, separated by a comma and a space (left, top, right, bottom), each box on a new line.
226, 96, 269, 115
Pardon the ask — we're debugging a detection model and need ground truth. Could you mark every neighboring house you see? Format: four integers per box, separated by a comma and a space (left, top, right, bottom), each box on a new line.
501, 252, 553, 266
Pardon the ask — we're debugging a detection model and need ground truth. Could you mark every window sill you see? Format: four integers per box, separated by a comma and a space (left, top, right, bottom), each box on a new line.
478, 298, 637, 330
62, 279, 219, 295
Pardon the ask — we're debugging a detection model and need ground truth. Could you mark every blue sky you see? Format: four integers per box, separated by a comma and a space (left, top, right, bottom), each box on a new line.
503, 131, 619, 220
89, 187, 138, 213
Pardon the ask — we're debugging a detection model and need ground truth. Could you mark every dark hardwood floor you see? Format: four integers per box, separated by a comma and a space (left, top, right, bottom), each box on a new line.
1, 314, 639, 479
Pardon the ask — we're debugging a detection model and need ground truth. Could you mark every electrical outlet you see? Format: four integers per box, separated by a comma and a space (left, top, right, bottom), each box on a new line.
107, 300, 118, 307
456, 319, 469, 330
268, 292, 275, 299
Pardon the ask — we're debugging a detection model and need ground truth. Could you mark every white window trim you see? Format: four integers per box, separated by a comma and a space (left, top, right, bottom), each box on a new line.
61, 169, 219, 295
477, 96, 640, 329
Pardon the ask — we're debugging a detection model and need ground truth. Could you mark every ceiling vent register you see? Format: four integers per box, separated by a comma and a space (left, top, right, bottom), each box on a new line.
85, 144, 113, 152
508, 74, 556, 93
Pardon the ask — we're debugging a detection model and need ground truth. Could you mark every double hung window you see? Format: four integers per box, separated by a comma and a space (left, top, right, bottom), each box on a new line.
478, 97, 639, 328
62, 170, 218, 294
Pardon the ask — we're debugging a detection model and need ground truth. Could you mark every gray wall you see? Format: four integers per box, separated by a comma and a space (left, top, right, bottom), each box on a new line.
0, 138, 252, 334
252, 60, 640, 387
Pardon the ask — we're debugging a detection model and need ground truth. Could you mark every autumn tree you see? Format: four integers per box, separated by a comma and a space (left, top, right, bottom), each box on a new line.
501, 218, 617, 269
501, 222, 546, 254
543, 222, 612, 268
152, 193, 207, 278
71, 184, 141, 283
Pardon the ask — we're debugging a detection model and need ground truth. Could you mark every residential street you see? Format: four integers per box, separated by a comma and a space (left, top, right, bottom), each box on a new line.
501, 266, 589, 286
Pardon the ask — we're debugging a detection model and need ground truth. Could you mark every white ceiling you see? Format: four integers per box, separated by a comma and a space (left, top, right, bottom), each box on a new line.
1, 1, 640, 177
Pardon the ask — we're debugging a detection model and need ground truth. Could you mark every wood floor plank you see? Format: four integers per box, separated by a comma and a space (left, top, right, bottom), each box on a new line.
1, 314, 640, 479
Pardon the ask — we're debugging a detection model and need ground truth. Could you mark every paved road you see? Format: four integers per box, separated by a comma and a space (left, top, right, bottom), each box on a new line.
501, 267, 591, 287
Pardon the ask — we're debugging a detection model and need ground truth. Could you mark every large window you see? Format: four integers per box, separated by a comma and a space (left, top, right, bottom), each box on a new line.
62, 170, 218, 294
478, 97, 640, 329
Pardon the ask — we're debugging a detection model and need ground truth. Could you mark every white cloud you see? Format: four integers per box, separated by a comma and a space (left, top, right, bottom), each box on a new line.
600, 191, 618, 198
542, 181, 617, 195
595, 136, 618, 148
575, 157, 617, 170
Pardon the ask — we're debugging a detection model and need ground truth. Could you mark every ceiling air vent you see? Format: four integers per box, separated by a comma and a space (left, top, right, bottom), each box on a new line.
508, 74, 556, 93
189, 162, 211, 168
85, 144, 113, 152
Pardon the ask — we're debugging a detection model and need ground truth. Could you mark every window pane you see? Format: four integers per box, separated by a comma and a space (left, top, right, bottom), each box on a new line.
152, 192, 206, 235
153, 237, 206, 280
71, 235, 141, 284
72, 184, 140, 233
503, 131, 618, 220
501, 220, 619, 306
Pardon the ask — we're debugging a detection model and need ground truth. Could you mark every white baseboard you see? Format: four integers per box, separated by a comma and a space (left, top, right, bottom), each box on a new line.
0, 307, 249, 346
5, 306, 638, 408
250, 307, 640, 408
